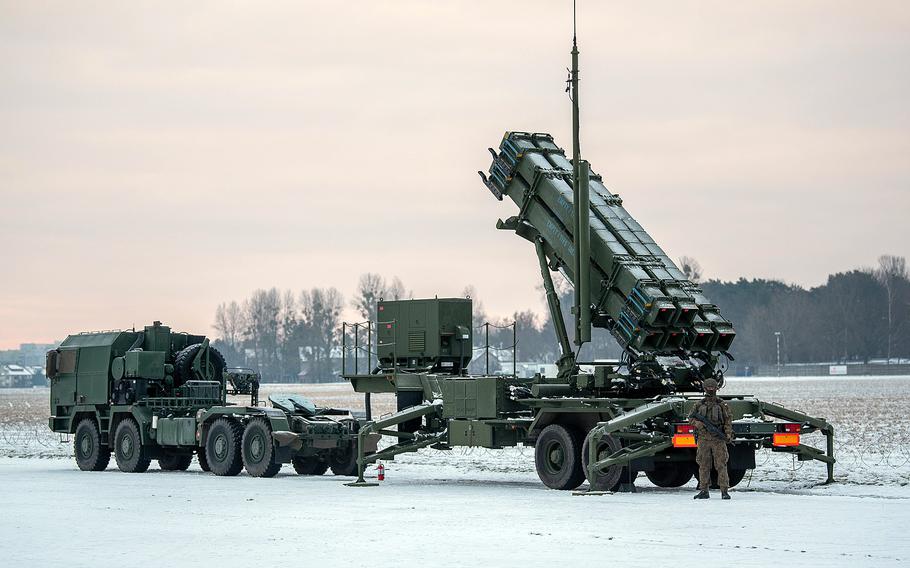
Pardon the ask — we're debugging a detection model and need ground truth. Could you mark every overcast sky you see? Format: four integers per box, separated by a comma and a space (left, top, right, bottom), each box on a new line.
1, 1, 908, 348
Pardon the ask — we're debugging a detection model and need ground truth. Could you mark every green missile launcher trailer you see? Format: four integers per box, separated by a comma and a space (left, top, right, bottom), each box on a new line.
48, 321, 376, 477
342, 21, 835, 492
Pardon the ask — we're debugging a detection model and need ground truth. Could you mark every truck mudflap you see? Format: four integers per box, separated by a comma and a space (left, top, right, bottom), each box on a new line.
581, 395, 836, 490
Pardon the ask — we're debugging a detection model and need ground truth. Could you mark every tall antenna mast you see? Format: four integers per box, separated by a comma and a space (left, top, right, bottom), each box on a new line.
571, 0, 592, 346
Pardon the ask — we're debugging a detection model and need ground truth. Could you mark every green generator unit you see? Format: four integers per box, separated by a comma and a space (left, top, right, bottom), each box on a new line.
376, 298, 472, 374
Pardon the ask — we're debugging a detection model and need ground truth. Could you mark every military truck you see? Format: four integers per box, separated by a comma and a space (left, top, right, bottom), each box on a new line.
47, 321, 376, 477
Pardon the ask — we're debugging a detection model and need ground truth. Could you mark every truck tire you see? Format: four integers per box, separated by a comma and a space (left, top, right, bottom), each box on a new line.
534, 424, 585, 490
158, 453, 193, 471
174, 343, 226, 384
74, 418, 110, 471
205, 418, 243, 476
693, 465, 748, 489
580, 432, 624, 491
114, 419, 150, 473
329, 445, 359, 476
292, 456, 329, 475
646, 463, 694, 488
197, 449, 211, 472
242, 418, 281, 478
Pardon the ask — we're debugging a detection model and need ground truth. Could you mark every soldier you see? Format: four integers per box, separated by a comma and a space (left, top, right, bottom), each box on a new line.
689, 377, 734, 499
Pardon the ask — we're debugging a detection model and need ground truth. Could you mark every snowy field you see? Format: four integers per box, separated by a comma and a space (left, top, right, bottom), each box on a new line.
1, 376, 908, 566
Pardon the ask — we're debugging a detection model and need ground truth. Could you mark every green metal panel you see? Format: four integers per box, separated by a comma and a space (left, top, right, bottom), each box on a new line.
124, 350, 165, 379
156, 417, 197, 446
377, 298, 472, 370
448, 420, 518, 449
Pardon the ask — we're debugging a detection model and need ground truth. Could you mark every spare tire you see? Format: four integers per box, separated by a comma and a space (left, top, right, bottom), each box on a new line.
174, 343, 226, 384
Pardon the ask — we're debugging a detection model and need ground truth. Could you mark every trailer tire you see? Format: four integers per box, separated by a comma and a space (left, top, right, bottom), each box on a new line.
74, 418, 110, 471
205, 418, 243, 476
580, 431, 624, 491
329, 446, 359, 477
535, 424, 585, 490
292, 457, 329, 475
113, 419, 150, 473
646, 463, 694, 488
242, 418, 281, 478
158, 453, 193, 471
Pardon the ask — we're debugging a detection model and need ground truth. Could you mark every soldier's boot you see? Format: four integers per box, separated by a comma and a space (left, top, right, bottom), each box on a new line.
693, 490, 709, 499
721, 490, 731, 500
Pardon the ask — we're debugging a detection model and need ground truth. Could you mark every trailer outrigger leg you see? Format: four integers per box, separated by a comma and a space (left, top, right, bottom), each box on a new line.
346, 401, 444, 487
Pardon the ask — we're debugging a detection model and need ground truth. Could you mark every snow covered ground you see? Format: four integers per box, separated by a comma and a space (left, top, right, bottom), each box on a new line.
0, 457, 906, 568
1, 376, 908, 566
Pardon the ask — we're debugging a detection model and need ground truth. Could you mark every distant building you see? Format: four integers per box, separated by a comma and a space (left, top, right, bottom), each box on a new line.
0, 364, 46, 388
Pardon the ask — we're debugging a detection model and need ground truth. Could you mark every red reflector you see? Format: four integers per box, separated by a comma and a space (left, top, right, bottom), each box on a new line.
673, 434, 697, 448
675, 424, 694, 434
386, 324, 392, 329
773, 433, 800, 447
783, 423, 801, 433
379, 306, 384, 311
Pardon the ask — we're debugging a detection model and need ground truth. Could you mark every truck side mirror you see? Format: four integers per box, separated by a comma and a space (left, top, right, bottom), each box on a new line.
46, 350, 58, 380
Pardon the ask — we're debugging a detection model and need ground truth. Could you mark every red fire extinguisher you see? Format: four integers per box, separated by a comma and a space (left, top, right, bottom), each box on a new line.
377, 462, 385, 481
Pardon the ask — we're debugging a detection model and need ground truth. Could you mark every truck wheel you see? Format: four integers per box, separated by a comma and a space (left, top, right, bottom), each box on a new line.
114, 419, 151, 473
292, 456, 328, 475
242, 418, 281, 478
197, 449, 211, 472
205, 418, 243, 476
580, 432, 624, 491
534, 424, 585, 490
646, 463, 694, 488
693, 465, 747, 489
74, 418, 110, 471
158, 453, 193, 471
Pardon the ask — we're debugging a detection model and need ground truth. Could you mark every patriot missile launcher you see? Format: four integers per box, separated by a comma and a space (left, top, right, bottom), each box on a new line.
480, 131, 734, 357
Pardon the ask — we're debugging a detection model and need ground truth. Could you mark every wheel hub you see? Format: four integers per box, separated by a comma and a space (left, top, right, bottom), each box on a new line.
79, 434, 92, 457
119, 434, 133, 458
250, 435, 264, 461
213, 435, 227, 460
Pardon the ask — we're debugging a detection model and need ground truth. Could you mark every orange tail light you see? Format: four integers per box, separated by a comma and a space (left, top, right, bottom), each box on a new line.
672, 434, 697, 448
772, 433, 800, 447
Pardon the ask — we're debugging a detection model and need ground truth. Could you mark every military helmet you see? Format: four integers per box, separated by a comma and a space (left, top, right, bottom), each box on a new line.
702, 378, 718, 390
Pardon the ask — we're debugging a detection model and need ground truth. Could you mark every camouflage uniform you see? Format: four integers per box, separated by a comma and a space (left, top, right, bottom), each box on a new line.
689, 394, 734, 491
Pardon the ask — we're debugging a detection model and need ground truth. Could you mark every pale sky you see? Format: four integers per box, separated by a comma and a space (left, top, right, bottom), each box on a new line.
1, 1, 908, 349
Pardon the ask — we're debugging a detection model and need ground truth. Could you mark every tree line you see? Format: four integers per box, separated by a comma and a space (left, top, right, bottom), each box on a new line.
212, 255, 909, 382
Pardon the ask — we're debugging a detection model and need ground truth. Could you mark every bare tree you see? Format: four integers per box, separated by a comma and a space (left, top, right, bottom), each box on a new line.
352, 273, 387, 322
300, 287, 344, 382
387, 276, 410, 300
213, 300, 244, 351
243, 288, 281, 379
678, 256, 703, 283
875, 255, 908, 362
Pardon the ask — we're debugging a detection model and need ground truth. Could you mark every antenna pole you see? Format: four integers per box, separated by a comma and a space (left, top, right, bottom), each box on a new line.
571, 0, 592, 346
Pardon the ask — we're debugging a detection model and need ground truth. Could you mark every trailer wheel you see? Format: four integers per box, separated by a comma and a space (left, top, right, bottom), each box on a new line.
113, 419, 151, 473
74, 418, 110, 471
158, 453, 193, 471
693, 465, 748, 489
197, 449, 211, 472
205, 418, 243, 476
292, 457, 328, 475
242, 418, 281, 478
580, 432, 624, 491
534, 424, 585, 490
646, 463, 694, 488
329, 445, 359, 476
